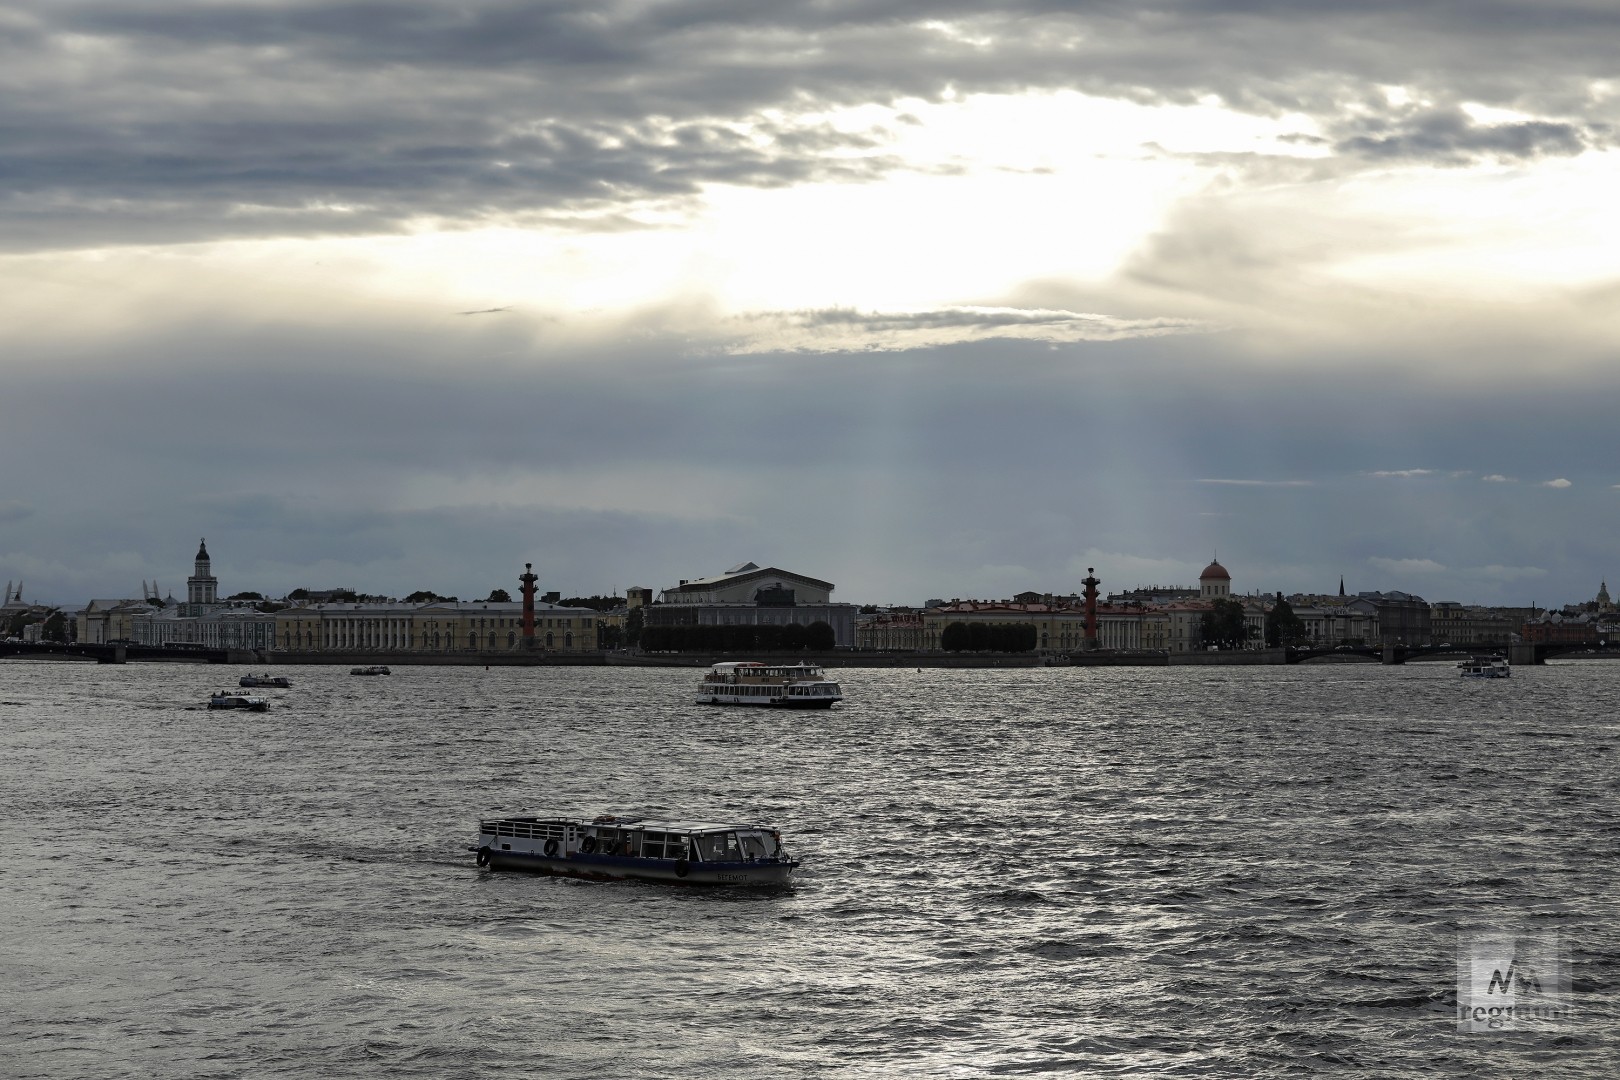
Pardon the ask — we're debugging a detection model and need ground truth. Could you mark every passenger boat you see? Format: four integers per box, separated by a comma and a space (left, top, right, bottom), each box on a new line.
474, 813, 798, 885
1458, 655, 1511, 678
238, 673, 291, 688
696, 661, 842, 708
350, 665, 391, 676
208, 691, 270, 712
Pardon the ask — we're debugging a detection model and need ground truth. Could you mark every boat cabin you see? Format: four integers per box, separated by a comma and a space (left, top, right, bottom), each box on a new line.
477, 814, 783, 864
703, 661, 828, 683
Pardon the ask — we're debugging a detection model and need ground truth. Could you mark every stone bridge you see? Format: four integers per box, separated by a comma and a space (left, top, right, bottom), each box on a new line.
0, 641, 241, 664
1287, 640, 1613, 666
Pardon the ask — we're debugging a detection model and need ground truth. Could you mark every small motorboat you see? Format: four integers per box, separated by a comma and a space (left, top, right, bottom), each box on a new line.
239, 673, 291, 688
473, 813, 798, 886
349, 665, 391, 676
208, 691, 270, 712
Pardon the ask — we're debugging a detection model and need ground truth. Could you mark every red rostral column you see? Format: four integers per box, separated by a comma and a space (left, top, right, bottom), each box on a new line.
1082, 567, 1100, 649
519, 563, 539, 648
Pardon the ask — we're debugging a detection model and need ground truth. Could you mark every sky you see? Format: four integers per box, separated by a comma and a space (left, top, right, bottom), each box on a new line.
3, 1, 1618, 610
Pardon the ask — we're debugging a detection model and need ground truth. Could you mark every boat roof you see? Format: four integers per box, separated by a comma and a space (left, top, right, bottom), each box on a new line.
485, 814, 781, 834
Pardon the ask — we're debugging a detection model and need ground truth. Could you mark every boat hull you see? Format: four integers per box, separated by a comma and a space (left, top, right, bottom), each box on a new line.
480, 848, 796, 886
695, 696, 838, 708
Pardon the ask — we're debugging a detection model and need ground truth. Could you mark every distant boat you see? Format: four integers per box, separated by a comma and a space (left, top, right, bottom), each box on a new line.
239, 673, 291, 688
208, 691, 269, 712
1458, 655, 1510, 678
695, 661, 842, 708
350, 665, 390, 676
473, 813, 798, 885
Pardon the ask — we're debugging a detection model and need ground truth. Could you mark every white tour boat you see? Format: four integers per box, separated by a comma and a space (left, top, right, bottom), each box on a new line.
696, 661, 842, 708
1458, 655, 1511, 678
473, 813, 798, 885
350, 665, 391, 676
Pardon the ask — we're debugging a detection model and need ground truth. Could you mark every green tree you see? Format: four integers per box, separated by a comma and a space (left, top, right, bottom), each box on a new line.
227, 591, 263, 601
625, 606, 644, 647
486, 588, 512, 603
287, 588, 310, 600
403, 590, 442, 603
1264, 592, 1310, 647
1199, 598, 1250, 649
805, 621, 836, 650
42, 611, 66, 642
561, 595, 623, 611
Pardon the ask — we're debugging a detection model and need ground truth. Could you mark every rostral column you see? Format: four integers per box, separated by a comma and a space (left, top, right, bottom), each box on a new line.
1082, 567, 1100, 649
520, 563, 539, 649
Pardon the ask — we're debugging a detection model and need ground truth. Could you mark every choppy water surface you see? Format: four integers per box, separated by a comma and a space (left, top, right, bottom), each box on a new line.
3, 659, 1618, 1077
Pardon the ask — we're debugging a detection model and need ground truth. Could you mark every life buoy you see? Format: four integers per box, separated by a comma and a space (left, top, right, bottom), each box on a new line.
543, 838, 559, 857
674, 859, 691, 878
476, 846, 491, 867
580, 836, 597, 853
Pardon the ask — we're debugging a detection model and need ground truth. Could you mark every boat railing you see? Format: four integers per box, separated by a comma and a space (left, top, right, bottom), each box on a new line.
480, 819, 572, 839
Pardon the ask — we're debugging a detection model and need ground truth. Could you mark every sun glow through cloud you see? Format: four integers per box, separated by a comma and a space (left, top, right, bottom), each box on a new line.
7, 3, 1620, 606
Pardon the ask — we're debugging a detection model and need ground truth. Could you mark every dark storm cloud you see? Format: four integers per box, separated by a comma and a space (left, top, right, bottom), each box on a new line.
1335, 107, 1595, 164
7, 0, 1620, 251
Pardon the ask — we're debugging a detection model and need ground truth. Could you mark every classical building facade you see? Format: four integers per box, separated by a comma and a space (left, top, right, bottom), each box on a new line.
915, 559, 1268, 654
77, 598, 151, 644
1290, 604, 1379, 645
273, 599, 602, 655
922, 598, 1171, 652
1428, 602, 1514, 646
1346, 591, 1431, 645
854, 611, 927, 651
136, 605, 278, 650
644, 562, 859, 647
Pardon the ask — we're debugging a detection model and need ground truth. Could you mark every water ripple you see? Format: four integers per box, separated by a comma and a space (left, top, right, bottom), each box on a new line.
1, 659, 1618, 1076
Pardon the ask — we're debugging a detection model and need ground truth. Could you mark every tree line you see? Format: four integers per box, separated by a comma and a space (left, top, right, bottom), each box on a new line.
640, 622, 836, 652
940, 621, 1038, 652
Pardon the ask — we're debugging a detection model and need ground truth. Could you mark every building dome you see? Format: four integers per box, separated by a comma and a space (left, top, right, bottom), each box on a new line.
1199, 560, 1231, 582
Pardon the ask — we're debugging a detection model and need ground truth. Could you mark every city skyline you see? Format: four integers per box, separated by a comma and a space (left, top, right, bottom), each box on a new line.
3, 4, 1618, 607
4, 536, 1609, 616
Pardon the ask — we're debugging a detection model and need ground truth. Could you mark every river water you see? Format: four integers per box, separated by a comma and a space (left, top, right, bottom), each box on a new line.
2, 659, 1617, 1078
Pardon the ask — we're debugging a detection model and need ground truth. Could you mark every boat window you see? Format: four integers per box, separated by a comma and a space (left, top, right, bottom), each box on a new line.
738, 833, 770, 861
642, 833, 687, 859
696, 833, 737, 862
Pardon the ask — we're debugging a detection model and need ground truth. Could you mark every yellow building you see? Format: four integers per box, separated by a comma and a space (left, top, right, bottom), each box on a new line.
274, 599, 601, 655
77, 598, 152, 644
922, 600, 1158, 652
855, 612, 926, 650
